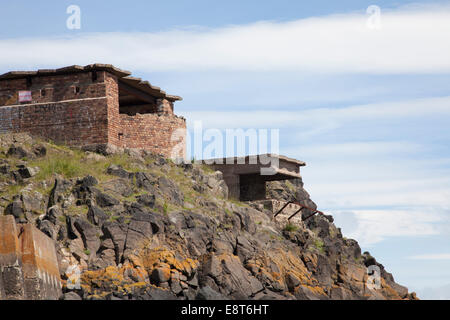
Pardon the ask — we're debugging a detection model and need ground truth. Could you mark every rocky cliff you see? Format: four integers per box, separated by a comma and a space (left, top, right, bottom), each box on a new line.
0, 133, 417, 300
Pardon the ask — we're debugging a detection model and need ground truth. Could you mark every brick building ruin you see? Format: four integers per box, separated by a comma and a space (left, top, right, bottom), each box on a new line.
0, 64, 186, 159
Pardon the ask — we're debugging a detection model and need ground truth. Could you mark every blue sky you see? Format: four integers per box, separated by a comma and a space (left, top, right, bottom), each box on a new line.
1, 0, 450, 299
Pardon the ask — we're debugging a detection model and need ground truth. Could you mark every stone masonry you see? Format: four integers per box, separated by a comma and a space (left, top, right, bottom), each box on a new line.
0, 64, 186, 159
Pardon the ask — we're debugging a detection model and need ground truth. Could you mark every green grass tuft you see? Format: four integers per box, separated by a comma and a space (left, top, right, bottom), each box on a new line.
283, 223, 299, 232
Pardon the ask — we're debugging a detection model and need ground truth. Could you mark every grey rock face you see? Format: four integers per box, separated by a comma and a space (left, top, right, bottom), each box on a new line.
0, 134, 415, 301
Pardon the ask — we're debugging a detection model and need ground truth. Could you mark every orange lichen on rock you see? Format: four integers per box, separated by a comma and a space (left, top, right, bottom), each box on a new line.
245, 248, 325, 297
139, 246, 198, 277
80, 262, 148, 296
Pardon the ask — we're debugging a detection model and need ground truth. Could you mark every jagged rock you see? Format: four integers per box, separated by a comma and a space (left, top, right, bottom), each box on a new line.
66, 216, 80, 240
79, 175, 98, 188
102, 221, 128, 264
96, 239, 117, 268
21, 190, 43, 213
151, 266, 171, 284
7, 145, 33, 159
0, 135, 416, 301
205, 172, 229, 198
49, 177, 73, 207
133, 172, 157, 192
155, 156, 168, 166
0, 164, 10, 175
74, 218, 101, 255
200, 253, 264, 299
106, 164, 131, 179
294, 285, 328, 300
285, 273, 301, 292
140, 286, 177, 300
4, 197, 24, 219
87, 205, 109, 226
62, 292, 82, 300
69, 237, 89, 262
136, 194, 156, 208
196, 286, 228, 300
93, 189, 120, 207
124, 212, 164, 258
209, 239, 234, 254
101, 179, 133, 198
32, 144, 47, 158
39, 219, 57, 239
233, 207, 257, 234
158, 176, 184, 206
45, 205, 63, 224
235, 235, 255, 263
17, 165, 39, 179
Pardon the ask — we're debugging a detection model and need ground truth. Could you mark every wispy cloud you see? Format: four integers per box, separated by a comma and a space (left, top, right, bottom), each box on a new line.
293, 141, 425, 158
183, 95, 450, 130
408, 253, 450, 260
0, 4, 450, 74
334, 209, 442, 246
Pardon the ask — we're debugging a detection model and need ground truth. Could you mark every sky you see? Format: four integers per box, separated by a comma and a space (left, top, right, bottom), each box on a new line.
1, 0, 450, 299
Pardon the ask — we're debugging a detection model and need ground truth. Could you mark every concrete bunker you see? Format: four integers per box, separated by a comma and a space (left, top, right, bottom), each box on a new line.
207, 154, 324, 226
207, 154, 306, 201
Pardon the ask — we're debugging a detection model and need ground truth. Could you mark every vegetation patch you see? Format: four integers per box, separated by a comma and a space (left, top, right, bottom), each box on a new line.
283, 223, 299, 232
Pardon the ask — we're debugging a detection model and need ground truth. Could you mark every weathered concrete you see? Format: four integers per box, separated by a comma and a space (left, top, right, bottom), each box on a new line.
0, 216, 61, 300
256, 199, 305, 227
20, 224, 62, 300
206, 154, 305, 201
0, 215, 24, 300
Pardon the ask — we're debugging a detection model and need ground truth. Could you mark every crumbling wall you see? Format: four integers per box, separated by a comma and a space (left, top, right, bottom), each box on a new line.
117, 113, 186, 158
259, 200, 305, 227
0, 216, 61, 300
105, 73, 186, 158
0, 71, 186, 158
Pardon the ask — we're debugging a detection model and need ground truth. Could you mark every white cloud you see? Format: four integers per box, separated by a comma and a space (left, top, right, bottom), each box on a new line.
334, 209, 442, 246
183, 96, 450, 130
0, 4, 450, 74
418, 284, 450, 300
293, 141, 424, 158
408, 253, 450, 260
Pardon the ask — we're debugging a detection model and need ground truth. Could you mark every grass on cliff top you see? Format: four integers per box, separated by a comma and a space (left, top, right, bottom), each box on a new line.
29, 147, 140, 182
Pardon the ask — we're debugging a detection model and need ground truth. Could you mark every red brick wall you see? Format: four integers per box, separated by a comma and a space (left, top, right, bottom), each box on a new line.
0, 71, 107, 107
0, 72, 110, 146
105, 73, 186, 158
0, 71, 186, 158
118, 113, 186, 158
